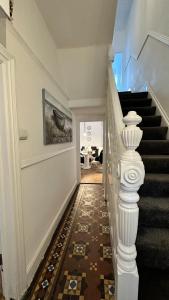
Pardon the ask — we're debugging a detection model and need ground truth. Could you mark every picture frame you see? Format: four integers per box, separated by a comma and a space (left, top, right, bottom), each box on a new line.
42, 89, 73, 145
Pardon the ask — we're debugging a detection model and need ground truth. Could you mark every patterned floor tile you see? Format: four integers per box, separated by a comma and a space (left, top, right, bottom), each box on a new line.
25, 184, 114, 300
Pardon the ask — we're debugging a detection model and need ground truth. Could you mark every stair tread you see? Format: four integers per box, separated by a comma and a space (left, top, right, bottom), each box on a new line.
140, 116, 162, 127
139, 196, 169, 211
120, 98, 152, 107
139, 197, 169, 228
141, 127, 168, 140
136, 226, 169, 270
139, 173, 169, 197
137, 227, 169, 247
122, 106, 155, 110
123, 106, 156, 116
142, 155, 169, 159
138, 140, 169, 155
119, 91, 148, 99
141, 126, 168, 129
144, 173, 169, 182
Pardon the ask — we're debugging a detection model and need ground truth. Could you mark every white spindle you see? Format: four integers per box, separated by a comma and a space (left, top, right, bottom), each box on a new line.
117, 111, 145, 300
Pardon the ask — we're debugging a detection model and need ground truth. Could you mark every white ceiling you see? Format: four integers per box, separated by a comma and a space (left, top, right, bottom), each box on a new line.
35, 0, 117, 48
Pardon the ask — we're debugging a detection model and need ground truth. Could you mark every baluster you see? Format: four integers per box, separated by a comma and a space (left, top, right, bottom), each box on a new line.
117, 111, 145, 300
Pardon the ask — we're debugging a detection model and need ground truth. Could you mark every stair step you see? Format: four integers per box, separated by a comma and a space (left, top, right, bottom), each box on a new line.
141, 127, 168, 140
138, 140, 169, 155
142, 155, 169, 173
136, 227, 169, 270
139, 173, 169, 197
139, 197, 169, 228
119, 91, 148, 99
123, 106, 156, 116
120, 98, 152, 107
139, 115, 161, 127
118, 91, 131, 97
138, 268, 169, 300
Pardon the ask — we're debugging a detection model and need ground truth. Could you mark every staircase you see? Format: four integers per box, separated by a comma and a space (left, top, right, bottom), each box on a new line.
119, 91, 169, 300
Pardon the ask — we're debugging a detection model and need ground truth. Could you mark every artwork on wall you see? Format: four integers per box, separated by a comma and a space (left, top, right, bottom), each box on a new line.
42, 89, 73, 145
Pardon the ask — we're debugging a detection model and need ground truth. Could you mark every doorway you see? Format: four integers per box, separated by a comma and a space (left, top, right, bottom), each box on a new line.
80, 121, 103, 184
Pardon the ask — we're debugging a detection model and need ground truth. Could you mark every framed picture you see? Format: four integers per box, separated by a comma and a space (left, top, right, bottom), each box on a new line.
42, 89, 73, 145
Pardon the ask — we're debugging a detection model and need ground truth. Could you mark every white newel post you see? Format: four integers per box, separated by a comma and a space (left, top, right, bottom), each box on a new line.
117, 111, 145, 300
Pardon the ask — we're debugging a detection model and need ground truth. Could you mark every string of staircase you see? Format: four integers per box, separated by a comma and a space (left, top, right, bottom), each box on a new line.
120, 90, 169, 300
106, 64, 145, 300
107, 62, 169, 300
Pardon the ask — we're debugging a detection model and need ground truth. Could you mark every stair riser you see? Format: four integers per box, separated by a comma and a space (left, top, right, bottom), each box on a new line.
143, 158, 169, 173
136, 249, 169, 270
138, 142, 169, 155
139, 209, 169, 228
119, 92, 148, 99
140, 180, 169, 197
141, 127, 168, 140
139, 116, 161, 127
123, 107, 156, 116
121, 98, 152, 107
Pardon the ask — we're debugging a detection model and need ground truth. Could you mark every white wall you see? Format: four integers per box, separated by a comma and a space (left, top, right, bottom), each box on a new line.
57, 45, 108, 100
80, 121, 103, 149
122, 0, 169, 117
5, 0, 77, 287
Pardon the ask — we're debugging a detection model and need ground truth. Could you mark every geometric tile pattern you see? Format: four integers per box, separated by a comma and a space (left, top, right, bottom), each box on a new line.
100, 244, 112, 261
24, 184, 114, 300
100, 225, 110, 235
57, 270, 87, 299
99, 274, 115, 300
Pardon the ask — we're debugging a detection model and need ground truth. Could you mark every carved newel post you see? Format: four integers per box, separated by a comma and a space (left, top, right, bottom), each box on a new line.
117, 111, 145, 300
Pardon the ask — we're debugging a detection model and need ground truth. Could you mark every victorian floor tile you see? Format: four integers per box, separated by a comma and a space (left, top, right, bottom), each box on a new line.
25, 184, 114, 300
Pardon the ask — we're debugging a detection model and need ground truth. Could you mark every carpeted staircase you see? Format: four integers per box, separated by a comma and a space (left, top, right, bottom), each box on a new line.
119, 91, 169, 300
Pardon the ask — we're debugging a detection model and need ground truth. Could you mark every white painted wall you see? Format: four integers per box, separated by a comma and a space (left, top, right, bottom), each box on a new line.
5, 0, 77, 288
122, 0, 169, 116
80, 121, 103, 149
0, 0, 9, 17
57, 45, 108, 100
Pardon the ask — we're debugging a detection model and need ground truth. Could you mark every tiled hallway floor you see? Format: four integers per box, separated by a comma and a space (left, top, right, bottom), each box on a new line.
26, 184, 114, 300
81, 168, 103, 184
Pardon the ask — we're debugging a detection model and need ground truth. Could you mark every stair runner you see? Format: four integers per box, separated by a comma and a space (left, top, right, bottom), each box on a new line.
119, 91, 169, 300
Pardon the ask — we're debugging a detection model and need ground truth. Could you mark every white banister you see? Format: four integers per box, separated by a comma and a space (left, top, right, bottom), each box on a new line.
106, 64, 145, 300
117, 111, 145, 300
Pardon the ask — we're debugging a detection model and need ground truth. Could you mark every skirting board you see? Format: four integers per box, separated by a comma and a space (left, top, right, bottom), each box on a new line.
26, 180, 78, 286
148, 84, 169, 138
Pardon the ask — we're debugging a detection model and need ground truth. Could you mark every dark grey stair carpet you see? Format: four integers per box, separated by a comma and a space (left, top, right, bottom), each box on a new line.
138, 268, 169, 300
120, 98, 152, 107
139, 197, 169, 228
138, 140, 169, 155
120, 91, 169, 299
119, 91, 148, 99
122, 106, 156, 116
139, 173, 169, 197
142, 155, 169, 173
139, 115, 161, 127
141, 127, 168, 140
136, 227, 169, 270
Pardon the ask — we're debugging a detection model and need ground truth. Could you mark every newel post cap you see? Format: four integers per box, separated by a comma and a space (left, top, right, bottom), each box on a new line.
123, 111, 142, 126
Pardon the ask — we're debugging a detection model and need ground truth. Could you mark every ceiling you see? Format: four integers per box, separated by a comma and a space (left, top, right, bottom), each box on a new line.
35, 0, 117, 48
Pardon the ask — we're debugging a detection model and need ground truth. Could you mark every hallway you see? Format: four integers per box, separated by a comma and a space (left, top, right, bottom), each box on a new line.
26, 184, 114, 299
81, 168, 103, 184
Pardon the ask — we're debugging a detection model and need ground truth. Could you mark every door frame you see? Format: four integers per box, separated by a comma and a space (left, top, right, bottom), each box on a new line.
0, 43, 26, 299
76, 116, 105, 184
